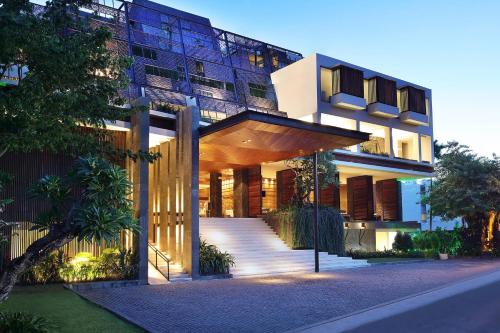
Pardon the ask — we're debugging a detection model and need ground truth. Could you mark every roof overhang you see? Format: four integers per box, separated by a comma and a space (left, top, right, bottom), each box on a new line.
199, 111, 370, 172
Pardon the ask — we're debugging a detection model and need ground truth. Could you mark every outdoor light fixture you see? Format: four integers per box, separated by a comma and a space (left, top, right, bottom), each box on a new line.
361, 222, 366, 229
344, 222, 349, 228
241, 139, 252, 143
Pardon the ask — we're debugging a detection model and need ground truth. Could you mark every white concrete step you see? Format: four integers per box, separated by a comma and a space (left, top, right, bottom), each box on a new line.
200, 217, 369, 277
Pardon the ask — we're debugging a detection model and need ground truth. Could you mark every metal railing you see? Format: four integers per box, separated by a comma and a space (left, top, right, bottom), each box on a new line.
148, 243, 170, 281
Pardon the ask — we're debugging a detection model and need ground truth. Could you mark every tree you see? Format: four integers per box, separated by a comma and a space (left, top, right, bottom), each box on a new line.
423, 142, 500, 254
0, 0, 153, 161
0, 156, 138, 301
0, 0, 154, 300
285, 151, 338, 206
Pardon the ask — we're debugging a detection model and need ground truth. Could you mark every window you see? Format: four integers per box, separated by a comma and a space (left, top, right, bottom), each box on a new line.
144, 65, 183, 81
225, 82, 235, 92
195, 89, 213, 98
132, 45, 157, 60
190, 75, 224, 90
332, 68, 341, 95
248, 83, 267, 98
359, 122, 390, 156
182, 29, 214, 49
248, 50, 265, 68
195, 61, 205, 76
392, 129, 419, 160
320, 67, 332, 102
420, 135, 432, 163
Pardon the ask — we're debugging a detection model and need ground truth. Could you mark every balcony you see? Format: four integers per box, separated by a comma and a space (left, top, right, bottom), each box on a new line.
400, 111, 428, 126
399, 86, 428, 126
329, 65, 366, 111
366, 76, 399, 118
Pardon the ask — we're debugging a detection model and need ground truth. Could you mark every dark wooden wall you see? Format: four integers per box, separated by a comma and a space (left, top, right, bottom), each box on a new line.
375, 179, 401, 221
347, 175, 374, 221
248, 166, 262, 217
376, 76, 397, 107
339, 65, 364, 98
277, 169, 295, 208
319, 184, 340, 209
0, 130, 127, 223
233, 168, 249, 218
209, 172, 222, 217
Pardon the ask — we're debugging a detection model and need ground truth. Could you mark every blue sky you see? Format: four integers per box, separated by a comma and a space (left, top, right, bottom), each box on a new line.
157, 0, 499, 157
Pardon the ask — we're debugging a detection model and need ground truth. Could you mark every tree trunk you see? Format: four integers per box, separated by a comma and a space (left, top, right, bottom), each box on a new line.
0, 230, 73, 303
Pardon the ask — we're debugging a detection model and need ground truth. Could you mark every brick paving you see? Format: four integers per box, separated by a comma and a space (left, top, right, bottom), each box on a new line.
77, 259, 500, 333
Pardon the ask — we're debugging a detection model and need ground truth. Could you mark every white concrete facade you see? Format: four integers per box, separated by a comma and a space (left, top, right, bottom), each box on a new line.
271, 53, 435, 165
271, 53, 439, 242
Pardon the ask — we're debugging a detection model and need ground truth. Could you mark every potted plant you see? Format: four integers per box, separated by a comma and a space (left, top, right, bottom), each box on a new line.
436, 228, 452, 260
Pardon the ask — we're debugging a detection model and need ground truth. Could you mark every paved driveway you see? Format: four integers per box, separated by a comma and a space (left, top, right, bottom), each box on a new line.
77, 259, 500, 333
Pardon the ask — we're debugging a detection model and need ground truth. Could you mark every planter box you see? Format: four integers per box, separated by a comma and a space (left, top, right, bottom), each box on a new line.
438, 253, 449, 260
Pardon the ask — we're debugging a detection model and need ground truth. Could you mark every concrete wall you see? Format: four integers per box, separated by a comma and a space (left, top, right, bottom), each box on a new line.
345, 229, 376, 252
271, 54, 319, 121
271, 53, 435, 164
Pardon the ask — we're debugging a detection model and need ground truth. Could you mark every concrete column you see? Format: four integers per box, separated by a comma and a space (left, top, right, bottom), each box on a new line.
209, 172, 222, 217
131, 97, 150, 284
233, 168, 249, 218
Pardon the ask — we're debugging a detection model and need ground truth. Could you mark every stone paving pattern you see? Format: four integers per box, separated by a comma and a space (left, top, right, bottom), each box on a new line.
78, 260, 500, 333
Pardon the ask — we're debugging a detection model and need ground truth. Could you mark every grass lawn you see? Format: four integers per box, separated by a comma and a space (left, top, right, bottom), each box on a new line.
367, 257, 428, 264
0, 284, 143, 333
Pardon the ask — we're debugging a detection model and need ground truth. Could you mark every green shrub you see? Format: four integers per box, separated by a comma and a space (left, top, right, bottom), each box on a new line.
392, 232, 414, 252
265, 205, 344, 255
412, 231, 440, 251
0, 312, 54, 333
411, 228, 462, 255
199, 239, 234, 275
19, 248, 138, 285
346, 249, 425, 259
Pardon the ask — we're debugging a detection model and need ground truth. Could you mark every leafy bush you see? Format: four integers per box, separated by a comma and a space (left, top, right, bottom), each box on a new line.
411, 228, 462, 255
265, 205, 344, 255
0, 312, 54, 333
19, 248, 137, 285
392, 232, 414, 252
347, 249, 425, 259
199, 239, 234, 275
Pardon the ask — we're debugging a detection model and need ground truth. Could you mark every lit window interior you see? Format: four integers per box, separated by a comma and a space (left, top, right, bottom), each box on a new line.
359, 122, 390, 156
392, 129, 419, 161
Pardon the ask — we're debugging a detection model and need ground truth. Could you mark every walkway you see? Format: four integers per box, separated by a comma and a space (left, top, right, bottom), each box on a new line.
77, 259, 500, 333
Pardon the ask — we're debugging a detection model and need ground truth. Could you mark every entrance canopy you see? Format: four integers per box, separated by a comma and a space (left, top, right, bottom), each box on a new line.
199, 111, 370, 172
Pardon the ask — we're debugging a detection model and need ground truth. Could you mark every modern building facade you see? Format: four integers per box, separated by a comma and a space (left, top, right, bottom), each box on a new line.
1, 0, 436, 280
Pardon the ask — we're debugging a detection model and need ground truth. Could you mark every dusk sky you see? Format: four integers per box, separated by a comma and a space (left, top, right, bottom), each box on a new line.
157, 0, 500, 157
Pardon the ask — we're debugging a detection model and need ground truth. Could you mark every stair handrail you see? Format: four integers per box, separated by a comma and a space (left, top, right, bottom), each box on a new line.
148, 242, 170, 281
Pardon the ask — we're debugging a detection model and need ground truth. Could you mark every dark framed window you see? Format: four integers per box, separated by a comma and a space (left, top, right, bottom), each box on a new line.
225, 82, 235, 92
145, 65, 181, 81
132, 45, 157, 60
195, 61, 205, 76
248, 83, 267, 98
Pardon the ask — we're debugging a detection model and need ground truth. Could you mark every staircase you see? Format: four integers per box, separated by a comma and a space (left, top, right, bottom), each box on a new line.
148, 243, 191, 282
200, 217, 369, 277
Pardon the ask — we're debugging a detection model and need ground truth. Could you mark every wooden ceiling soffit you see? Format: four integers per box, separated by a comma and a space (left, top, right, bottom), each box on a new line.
198, 111, 369, 172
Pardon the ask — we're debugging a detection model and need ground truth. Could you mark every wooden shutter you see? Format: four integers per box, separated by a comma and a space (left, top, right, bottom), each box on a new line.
347, 175, 374, 221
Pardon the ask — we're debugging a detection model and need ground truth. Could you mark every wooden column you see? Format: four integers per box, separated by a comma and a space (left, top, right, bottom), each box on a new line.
233, 168, 249, 218
159, 142, 169, 251
168, 139, 177, 261
209, 172, 222, 217
248, 166, 262, 217
131, 97, 150, 284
